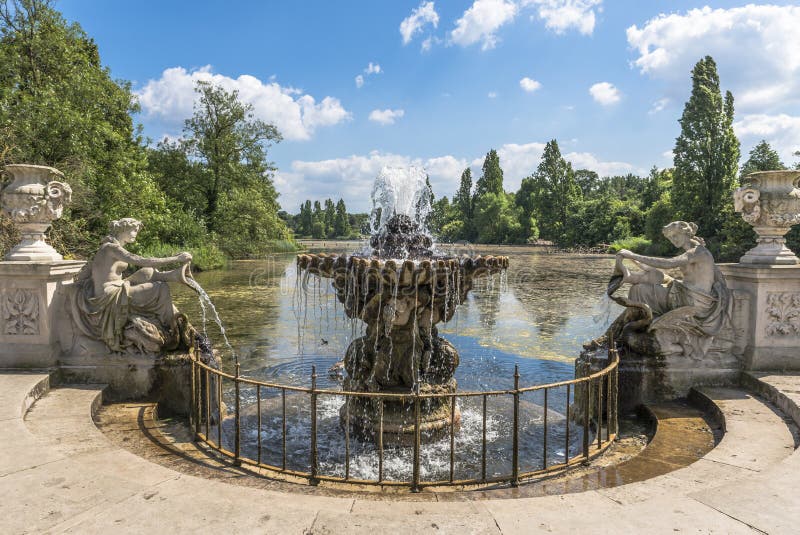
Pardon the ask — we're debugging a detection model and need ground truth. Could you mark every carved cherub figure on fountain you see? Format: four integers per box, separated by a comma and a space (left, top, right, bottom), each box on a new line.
69, 218, 197, 355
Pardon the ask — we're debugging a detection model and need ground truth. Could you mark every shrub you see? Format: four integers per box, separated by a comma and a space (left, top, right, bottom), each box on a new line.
133, 241, 228, 272
607, 236, 651, 254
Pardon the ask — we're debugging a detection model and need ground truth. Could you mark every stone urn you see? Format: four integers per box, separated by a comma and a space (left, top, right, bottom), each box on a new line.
734, 170, 800, 265
1, 164, 72, 261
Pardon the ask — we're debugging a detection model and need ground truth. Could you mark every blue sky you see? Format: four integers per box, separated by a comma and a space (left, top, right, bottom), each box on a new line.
59, 1, 800, 212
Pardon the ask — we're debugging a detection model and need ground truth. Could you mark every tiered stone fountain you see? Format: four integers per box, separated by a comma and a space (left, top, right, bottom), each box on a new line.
297, 167, 507, 444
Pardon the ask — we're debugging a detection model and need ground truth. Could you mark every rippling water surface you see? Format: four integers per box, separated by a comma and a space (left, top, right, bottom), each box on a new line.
173, 243, 620, 383
172, 244, 622, 480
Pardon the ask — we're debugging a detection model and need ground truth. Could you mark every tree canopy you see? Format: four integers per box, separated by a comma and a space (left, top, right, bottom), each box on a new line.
672, 56, 740, 253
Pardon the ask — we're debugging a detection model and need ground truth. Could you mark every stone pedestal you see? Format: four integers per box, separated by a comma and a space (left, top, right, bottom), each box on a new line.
0, 260, 85, 368
719, 263, 800, 370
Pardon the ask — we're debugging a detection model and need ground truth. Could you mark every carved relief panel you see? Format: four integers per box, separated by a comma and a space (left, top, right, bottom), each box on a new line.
765, 292, 800, 337
2, 288, 40, 336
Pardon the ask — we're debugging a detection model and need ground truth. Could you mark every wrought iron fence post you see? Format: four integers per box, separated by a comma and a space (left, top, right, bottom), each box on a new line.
234, 359, 241, 466
565, 383, 571, 464
582, 378, 591, 461
481, 394, 487, 483
512, 364, 520, 487
412, 393, 421, 492
611, 348, 619, 434
310, 365, 319, 485
191, 341, 199, 438
542, 388, 548, 470
597, 375, 603, 450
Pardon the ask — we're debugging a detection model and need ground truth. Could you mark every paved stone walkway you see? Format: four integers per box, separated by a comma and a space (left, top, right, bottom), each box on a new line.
1, 371, 799, 534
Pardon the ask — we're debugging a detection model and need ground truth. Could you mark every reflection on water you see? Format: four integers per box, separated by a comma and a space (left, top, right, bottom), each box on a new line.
174, 245, 621, 481
172, 244, 622, 384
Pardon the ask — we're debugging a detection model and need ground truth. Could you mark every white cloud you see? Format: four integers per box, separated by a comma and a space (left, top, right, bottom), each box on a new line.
648, 97, 669, 115
277, 143, 638, 212
137, 66, 350, 141
589, 82, 620, 105
627, 5, 800, 110
400, 1, 440, 45
450, 0, 518, 51
488, 91, 498, 99
563, 151, 637, 176
522, 0, 602, 35
519, 77, 542, 93
276, 151, 469, 212
481, 143, 546, 190
368, 108, 405, 125
355, 62, 382, 89
734, 113, 800, 162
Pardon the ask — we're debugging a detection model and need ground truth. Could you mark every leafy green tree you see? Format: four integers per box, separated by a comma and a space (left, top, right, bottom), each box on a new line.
175, 80, 293, 255
525, 140, 580, 243
183, 81, 282, 222
641, 167, 672, 210
147, 139, 208, 216
514, 176, 541, 241
299, 200, 313, 236
672, 56, 740, 252
323, 198, 335, 237
429, 195, 454, 236
453, 167, 475, 240
0, 0, 169, 256
334, 198, 350, 237
212, 187, 292, 258
740, 140, 785, 177
473, 192, 524, 244
310, 201, 325, 238
574, 169, 599, 197
475, 149, 504, 198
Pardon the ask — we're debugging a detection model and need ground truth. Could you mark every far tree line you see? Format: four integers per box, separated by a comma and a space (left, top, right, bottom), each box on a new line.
323, 55, 796, 263
290, 57, 799, 262
286, 198, 369, 240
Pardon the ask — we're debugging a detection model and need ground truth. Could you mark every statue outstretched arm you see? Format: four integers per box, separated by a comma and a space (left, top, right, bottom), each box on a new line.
617, 249, 688, 270
107, 243, 191, 267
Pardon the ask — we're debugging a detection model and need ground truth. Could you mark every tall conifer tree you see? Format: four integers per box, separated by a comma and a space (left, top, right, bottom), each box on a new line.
475, 149, 504, 198
672, 56, 740, 246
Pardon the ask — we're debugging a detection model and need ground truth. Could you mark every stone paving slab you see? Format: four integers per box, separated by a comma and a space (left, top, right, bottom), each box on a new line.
691, 453, 800, 535
0, 372, 50, 421
2, 373, 800, 534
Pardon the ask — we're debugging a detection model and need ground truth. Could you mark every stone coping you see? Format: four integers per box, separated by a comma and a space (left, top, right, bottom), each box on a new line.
1, 371, 798, 533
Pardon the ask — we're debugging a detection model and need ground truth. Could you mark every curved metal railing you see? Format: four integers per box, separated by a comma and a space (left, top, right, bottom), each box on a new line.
189, 347, 619, 491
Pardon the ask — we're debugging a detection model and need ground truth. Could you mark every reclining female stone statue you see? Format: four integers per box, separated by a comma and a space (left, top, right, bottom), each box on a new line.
70, 218, 196, 354
609, 221, 732, 358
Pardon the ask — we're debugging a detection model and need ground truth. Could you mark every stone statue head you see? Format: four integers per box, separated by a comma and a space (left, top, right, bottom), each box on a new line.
662, 221, 703, 248
109, 218, 143, 244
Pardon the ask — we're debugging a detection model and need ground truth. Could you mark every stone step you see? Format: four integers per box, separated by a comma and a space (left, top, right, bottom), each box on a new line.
0, 371, 53, 422
1, 371, 798, 534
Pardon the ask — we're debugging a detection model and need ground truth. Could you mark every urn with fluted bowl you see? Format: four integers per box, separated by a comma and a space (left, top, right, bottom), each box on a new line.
734, 170, 800, 265
1, 164, 72, 262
